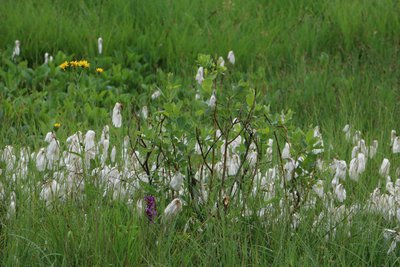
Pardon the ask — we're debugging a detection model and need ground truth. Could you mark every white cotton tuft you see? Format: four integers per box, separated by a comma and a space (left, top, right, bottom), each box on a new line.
393, 137, 400, 154
227, 153, 241, 176
218, 56, 225, 67
266, 139, 273, 162
227, 50, 235, 64
284, 159, 295, 182
170, 172, 184, 192
391, 130, 397, 146
112, 102, 122, 128
313, 180, 324, 198
282, 142, 291, 160
12, 40, 20, 60
196, 67, 204, 85
98, 37, 103, 55
379, 158, 390, 178
142, 106, 148, 120
46, 136, 60, 170
164, 198, 183, 218
208, 93, 216, 109
44, 52, 49, 64
349, 153, 366, 182
111, 146, 116, 163
335, 184, 346, 202
151, 90, 161, 100
331, 159, 347, 186
36, 148, 47, 171
84, 130, 96, 166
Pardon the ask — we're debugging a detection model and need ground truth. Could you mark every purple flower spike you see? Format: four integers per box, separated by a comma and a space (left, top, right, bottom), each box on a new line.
144, 195, 157, 223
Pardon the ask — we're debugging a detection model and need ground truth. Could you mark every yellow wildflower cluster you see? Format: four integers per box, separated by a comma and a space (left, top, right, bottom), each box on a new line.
96, 68, 104, 73
59, 60, 90, 70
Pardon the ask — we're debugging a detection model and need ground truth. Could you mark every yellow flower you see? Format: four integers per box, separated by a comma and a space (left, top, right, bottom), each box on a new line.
59, 61, 69, 70
96, 68, 104, 73
78, 60, 90, 68
70, 60, 79, 68
53, 123, 61, 132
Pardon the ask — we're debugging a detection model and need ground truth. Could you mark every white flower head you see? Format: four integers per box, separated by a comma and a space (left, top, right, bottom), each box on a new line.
266, 146, 273, 162
282, 142, 291, 160
98, 37, 103, 55
313, 180, 324, 198
227, 50, 235, 64
218, 56, 225, 67
170, 172, 184, 192
111, 146, 117, 163
164, 198, 183, 219
335, 184, 346, 202
142, 105, 148, 120
44, 52, 49, 64
208, 93, 216, 109
227, 153, 241, 176
84, 130, 96, 165
12, 40, 20, 59
331, 160, 344, 187
284, 159, 295, 182
391, 130, 397, 146
379, 158, 390, 177
151, 90, 161, 100
44, 132, 54, 143
46, 137, 60, 169
36, 148, 47, 171
351, 145, 359, 159
358, 139, 368, 157
349, 153, 366, 181
100, 125, 110, 145
112, 102, 122, 128
196, 66, 204, 85
195, 91, 201, 100
393, 137, 400, 154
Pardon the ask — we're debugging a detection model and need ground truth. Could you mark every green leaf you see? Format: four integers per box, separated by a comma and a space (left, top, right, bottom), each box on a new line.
246, 91, 255, 107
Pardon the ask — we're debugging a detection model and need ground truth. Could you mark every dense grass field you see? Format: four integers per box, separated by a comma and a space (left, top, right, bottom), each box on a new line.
1, 0, 400, 265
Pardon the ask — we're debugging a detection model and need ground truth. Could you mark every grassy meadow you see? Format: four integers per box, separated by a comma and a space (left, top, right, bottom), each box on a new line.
1, 0, 400, 265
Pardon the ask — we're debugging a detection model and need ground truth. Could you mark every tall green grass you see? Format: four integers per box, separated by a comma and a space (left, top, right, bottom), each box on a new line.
1, 0, 400, 132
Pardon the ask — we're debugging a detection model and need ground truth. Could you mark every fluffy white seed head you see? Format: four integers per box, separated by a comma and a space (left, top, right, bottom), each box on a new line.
313, 180, 324, 198
151, 90, 161, 100
112, 103, 122, 128
12, 40, 20, 59
196, 67, 204, 85
164, 198, 183, 218
282, 142, 291, 160
218, 56, 225, 67
208, 93, 216, 109
170, 172, 184, 192
335, 184, 346, 202
380, 158, 390, 178
98, 37, 103, 55
227, 50, 235, 64
391, 130, 397, 146
393, 137, 400, 154
44, 52, 49, 64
